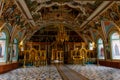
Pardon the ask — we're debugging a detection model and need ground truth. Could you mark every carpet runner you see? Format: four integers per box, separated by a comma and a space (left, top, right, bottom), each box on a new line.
56, 64, 88, 80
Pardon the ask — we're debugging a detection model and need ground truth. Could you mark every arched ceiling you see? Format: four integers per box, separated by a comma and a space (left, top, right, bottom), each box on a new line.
30, 24, 84, 42
2, 0, 114, 43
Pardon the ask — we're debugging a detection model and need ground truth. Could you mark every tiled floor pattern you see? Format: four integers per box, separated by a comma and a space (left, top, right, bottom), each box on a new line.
0, 65, 62, 80
1, 64, 120, 80
67, 64, 120, 80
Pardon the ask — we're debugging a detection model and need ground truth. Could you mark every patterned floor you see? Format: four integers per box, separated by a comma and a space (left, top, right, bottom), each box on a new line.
0, 65, 62, 80
67, 64, 120, 80
1, 64, 120, 80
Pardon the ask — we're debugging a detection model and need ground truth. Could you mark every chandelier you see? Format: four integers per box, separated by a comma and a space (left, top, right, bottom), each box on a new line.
56, 24, 69, 43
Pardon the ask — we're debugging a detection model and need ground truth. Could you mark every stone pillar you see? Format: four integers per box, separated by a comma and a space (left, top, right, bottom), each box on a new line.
9, 43, 13, 63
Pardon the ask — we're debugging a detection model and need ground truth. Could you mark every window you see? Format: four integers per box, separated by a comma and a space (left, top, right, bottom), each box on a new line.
111, 32, 120, 59
12, 38, 18, 61
0, 32, 6, 62
98, 38, 105, 59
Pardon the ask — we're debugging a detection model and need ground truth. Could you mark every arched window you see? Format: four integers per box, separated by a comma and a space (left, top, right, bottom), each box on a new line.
0, 32, 7, 62
110, 32, 120, 59
98, 38, 105, 59
12, 38, 18, 61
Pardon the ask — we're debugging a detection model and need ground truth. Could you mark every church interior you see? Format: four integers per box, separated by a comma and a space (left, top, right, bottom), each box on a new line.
0, 0, 120, 80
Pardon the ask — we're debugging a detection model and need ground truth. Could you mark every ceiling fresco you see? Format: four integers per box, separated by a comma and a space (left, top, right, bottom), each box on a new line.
25, 0, 102, 25
20, 0, 104, 42
1, 1, 119, 43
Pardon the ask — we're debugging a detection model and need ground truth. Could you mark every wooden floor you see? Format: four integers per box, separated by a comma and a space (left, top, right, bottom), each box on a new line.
56, 64, 89, 80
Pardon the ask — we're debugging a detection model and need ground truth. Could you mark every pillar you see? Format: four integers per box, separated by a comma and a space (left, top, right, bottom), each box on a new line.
51, 49, 54, 60
56, 51, 58, 60
9, 43, 13, 63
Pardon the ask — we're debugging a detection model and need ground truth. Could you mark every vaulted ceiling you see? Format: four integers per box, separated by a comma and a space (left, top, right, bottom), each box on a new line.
1, 0, 118, 43
17, 0, 113, 43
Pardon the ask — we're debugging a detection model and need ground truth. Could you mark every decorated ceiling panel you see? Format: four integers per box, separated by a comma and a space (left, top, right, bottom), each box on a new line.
24, 0, 103, 26
0, 0, 30, 29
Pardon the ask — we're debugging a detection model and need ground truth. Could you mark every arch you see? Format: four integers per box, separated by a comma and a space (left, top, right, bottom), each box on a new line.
108, 28, 119, 40
97, 38, 105, 59
27, 22, 86, 42
2, 23, 11, 42
29, 48, 37, 61
0, 23, 10, 63
4, 23, 12, 36
92, 28, 103, 41
30, 48, 37, 56
110, 32, 120, 59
